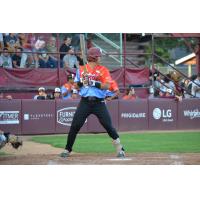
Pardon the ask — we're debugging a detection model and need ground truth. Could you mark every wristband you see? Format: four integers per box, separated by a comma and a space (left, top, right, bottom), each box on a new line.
90, 80, 101, 89
77, 82, 83, 87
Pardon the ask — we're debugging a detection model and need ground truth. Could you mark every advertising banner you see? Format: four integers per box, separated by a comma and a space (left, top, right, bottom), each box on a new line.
148, 98, 177, 130
177, 99, 200, 129
0, 100, 21, 134
56, 100, 87, 133
118, 99, 148, 131
22, 100, 55, 134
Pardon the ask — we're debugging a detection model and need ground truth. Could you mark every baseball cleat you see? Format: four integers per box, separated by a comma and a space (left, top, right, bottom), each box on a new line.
60, 150, 70, 158
113, 138, 125, 158
117, 147, 125, 158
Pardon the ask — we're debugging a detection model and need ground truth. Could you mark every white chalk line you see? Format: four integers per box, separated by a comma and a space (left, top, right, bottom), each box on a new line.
106, 158, 133, 161
169, 154, 183, 165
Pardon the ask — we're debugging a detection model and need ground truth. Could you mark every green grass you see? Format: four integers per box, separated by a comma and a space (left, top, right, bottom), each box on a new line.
31, 132, 200, 153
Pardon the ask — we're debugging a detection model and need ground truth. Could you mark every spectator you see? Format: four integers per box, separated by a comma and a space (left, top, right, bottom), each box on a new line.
159, 87, 173, 97
53, 87, 61, 99
59, 37, 72, 60
12, 47, 28, 68
34, 87, 47, 100
63, 47, 79, 69
152, 71, 164, 97
75, 50, 84, 66
159, 87, 182, 101
61, 74, 74, 100
33, 37, 46, 68
122, 87, 137, 100
18, 33, 34, 67
47, 87, 61, 100
39, 53, 57, 68
0, 47, 13, 68
160, 74, 175, 95
170, 71, 184, 97
71, 34, 80, 52
71, 89, 80, 99
191, 73, 200, 98
4, 33, 20, 52
18, 33, 32, 50
46, 36, 58, 60
185, 74, 197, 98
180, 78, 191, 98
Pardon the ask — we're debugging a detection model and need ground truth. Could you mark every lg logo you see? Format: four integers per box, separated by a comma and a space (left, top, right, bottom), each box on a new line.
153, 108, 172, 120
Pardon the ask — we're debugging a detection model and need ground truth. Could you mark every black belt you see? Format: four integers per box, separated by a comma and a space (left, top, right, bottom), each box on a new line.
82, 96, 104, 101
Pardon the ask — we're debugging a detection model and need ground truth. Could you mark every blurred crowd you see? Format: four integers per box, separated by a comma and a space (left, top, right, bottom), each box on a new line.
149, 70, 200, 100
0, 33, 84, 69
1, 33, 200, 101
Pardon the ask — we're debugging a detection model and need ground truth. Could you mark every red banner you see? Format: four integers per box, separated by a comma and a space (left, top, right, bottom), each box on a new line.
0, 67, 149, 88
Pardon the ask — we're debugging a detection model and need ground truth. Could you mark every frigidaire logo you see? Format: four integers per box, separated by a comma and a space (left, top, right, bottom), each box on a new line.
153, 108, 173, 122
121, 112, 146, 118
57, 107, 77, 126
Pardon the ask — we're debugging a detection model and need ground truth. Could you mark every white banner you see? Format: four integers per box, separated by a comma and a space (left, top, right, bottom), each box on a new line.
0, 111, 20, 124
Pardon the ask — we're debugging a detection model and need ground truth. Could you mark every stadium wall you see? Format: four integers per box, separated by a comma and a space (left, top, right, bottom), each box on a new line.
0, 99, 200, 135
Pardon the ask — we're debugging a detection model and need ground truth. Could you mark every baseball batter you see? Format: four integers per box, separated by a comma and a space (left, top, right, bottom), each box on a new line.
60, 47, 125, 158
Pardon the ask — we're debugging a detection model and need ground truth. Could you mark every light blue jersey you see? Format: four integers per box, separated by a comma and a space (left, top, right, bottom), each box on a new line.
75, 69, 107, 98
105, 90, 115, 97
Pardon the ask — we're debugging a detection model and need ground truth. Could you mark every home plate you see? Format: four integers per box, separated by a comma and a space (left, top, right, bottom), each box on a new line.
106, 158, 132, 161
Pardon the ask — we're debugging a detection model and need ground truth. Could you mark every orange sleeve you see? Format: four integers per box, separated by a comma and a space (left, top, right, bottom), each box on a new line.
110, 80, 119, 91
100, 67, 112, 84
64, 83, 71, 90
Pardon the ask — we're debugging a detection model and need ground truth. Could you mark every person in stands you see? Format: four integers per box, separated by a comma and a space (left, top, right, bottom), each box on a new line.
34, 87, 47, 100
63, 47, 79, 69
61, 74, 74, 100
12, 47, 28, 68
0, 47, 13, 68
59, 37, 72, 60
122, 87, 137, 100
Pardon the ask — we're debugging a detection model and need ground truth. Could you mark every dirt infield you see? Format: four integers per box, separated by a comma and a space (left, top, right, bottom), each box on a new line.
1, 140, 200, 165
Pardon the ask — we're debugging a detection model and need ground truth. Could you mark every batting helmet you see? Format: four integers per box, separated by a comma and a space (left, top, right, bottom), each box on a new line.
87, 47, 102, 62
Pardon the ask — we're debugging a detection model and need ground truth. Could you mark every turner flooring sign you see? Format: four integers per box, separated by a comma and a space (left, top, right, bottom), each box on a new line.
184, 109, 200, 119
0, 111, 19, 124
153, 108, 173, 122
57, 107, 77, 126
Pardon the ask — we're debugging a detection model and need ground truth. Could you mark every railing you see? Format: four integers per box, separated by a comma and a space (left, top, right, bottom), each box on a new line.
94, 33, 120, 49
93, 33, 123, 66
153, 53, 200, 89
92, 41, 121, 63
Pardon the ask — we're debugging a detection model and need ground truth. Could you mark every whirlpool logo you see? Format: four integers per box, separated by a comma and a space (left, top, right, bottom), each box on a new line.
57, 107, 77, 126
